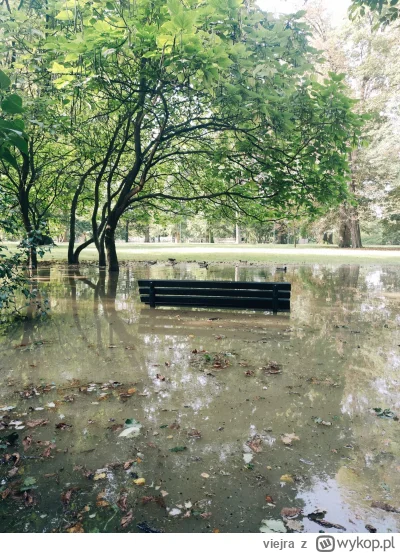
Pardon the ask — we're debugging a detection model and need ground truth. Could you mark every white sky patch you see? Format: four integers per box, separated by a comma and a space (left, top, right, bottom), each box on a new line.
256, 0, 351, 26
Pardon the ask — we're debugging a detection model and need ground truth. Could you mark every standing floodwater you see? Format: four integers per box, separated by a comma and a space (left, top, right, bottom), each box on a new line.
0, 263, 399, 533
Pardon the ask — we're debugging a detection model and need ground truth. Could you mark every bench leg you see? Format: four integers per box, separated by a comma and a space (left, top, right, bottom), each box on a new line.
272, 284, 278, 315
149, 282, 156, 308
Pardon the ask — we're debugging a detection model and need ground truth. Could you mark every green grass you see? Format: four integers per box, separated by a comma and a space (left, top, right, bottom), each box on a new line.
5, 241, 400, 266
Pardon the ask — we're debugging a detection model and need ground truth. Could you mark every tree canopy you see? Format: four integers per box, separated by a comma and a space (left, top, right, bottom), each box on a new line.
0, 0, 365, 273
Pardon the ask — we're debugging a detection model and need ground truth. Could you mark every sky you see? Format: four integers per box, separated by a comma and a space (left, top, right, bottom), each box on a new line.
256, 0, 351, 26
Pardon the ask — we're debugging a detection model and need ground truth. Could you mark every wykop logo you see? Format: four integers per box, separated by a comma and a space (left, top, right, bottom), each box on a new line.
316, 535, 335, 552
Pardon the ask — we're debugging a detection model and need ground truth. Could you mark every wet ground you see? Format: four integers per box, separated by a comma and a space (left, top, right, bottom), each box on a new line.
0, 263, 400, 533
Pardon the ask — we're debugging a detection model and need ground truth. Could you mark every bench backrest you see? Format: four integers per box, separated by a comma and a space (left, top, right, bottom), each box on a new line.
138, 280, 291, 313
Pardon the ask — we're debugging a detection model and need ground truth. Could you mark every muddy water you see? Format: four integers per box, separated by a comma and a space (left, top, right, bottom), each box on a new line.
0, 263, 399, 533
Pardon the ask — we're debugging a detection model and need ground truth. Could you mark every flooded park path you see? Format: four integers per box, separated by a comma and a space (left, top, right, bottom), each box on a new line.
0, 263, 399, 533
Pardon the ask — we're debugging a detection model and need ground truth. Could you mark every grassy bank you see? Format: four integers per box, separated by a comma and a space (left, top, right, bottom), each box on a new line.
4, 242, 400, 266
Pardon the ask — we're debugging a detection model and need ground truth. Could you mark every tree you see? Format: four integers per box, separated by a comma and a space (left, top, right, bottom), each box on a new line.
306, 1, 400, 247
1, 0, 364, 270
349, 0, 400, 26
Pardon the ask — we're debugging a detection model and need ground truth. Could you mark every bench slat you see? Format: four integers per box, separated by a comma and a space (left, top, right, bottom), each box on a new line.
138, 279, 291, 291
139, 287, 290, 299
140, 296, 290, 310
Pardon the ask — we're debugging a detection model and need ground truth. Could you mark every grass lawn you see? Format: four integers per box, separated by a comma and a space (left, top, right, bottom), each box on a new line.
5, 241, 400, 266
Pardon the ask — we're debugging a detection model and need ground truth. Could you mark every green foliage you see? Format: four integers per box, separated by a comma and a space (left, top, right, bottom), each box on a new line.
0, 0, 366, 268
0, 70, 28, 169
349, 0, 400, 26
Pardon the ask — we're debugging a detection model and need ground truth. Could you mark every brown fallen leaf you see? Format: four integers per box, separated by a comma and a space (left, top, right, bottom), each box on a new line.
121, 510, 133, 529
1, 488, 11, 500
55, 422, 72, 430
200, 512, 212, 519
371, 501, 400, 513
42, 444, 56, 458
8, 466, 18, 477
26, 419, 49, 428
24, 491, 35, 507
281, 433, 300, 446
188, 429, 202, 439
66, 522, 84, 533
61, 487, 78, 506
12, 452, 20, 466
265, 495, 275, 505
22, 436, 33, 452
156, 374, 165, 381
262, 361, 282, 374
117, 492, 128, 512
96, 491, 110, 507
244, 370, 255, 377
281, 507, 302, 519
141, 496, 155, 505
169, 422, 180, 430
248, 437, 263, 453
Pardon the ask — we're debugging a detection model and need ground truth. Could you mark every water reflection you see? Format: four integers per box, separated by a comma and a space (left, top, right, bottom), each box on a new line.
0, 263, 399, 533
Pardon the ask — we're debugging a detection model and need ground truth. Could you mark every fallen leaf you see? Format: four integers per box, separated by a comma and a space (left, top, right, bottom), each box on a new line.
61, 487, 78, 505
93, 472, 107, 481
200, 512, 212, 519
260, 519, 287, 533
55, 422, 72, 430
42, 444, 56, 458
281, 507, 302, 519
22, 436, 32, 451
121, 510, 133, 528
66, 522, 84, 533
280, 474, 294, 483
201, 472, 210, 479
262, 362, 282, 375
188, 429, 202, 439
265, 495, 275, 505
26, 419, 49, 428
371, 501, 400, 513
117, 492, 128, 512
281, 433, 300, 446
248, 437, 263, 453
285, 520, 304, 532
133, 478, 146, 486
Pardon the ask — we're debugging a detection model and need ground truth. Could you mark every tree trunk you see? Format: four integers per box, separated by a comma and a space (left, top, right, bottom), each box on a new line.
125, 221, 129, 243
144, 226, 150, 243
338, 205, 352, 248
105, 225, 119, 272
350, 211, 362, 248
235, 224, 241, 244
99, 236, 107, 267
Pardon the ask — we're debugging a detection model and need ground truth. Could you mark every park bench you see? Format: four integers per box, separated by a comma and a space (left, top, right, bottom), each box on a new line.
138, 279, 291, 314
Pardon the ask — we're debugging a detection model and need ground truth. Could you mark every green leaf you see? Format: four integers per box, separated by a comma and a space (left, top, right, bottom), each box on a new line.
55, 10, 74, 21
0, 69, 11, 90
1, 94, 23, 114
20, 476, 37, 491
0, 148, 19, 169
9, 133, 28, 154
